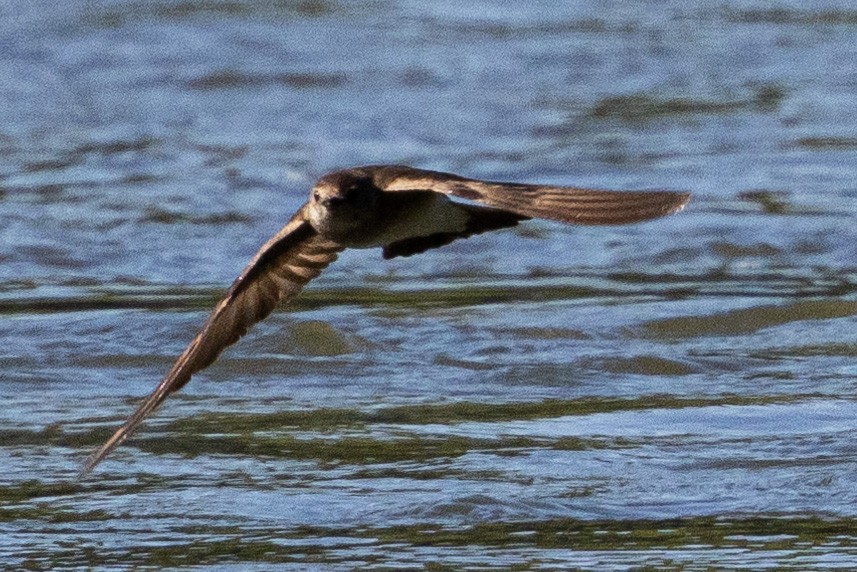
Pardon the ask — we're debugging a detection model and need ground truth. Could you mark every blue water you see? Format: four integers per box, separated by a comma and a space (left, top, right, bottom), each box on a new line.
2, 1, 857, 569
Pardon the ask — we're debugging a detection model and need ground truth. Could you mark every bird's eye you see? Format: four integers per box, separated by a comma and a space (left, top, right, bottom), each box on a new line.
313, 191, 320, 202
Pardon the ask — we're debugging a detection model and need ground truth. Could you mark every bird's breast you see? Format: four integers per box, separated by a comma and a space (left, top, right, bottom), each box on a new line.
344, 193, 470, 249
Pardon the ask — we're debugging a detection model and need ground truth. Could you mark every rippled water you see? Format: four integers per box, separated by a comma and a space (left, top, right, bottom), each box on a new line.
2, 1, 857, 569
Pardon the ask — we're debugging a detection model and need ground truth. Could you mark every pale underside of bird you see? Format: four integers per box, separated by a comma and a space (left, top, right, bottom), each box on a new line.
80, 164, 691, 476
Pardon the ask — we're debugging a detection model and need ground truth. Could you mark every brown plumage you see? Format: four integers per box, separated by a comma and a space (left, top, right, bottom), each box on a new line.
80, 165, 690, 476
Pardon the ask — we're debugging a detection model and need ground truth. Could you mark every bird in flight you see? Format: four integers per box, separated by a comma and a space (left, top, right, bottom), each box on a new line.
80, 164, 690, 475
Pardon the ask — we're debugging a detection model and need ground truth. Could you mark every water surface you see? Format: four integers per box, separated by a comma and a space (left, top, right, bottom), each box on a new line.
2, 1, 857, 569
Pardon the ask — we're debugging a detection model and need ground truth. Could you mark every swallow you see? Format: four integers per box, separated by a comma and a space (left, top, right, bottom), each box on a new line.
80, 164, 690, 475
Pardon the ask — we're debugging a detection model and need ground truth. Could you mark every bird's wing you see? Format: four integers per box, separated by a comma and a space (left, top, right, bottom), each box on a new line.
80, 208, 343, 476
368, 165, 691, 225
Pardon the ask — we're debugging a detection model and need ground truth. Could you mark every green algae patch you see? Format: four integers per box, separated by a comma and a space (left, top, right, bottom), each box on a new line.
12, 394, 822, 469
750, 342, 857, 359
797, 136, 857, 149
140, 207, 252, 226
8, 272, 850, 317
368, 515, 857, 552
739, 190, 793, 215
136, 433, 538, 464
0, 281, 603, 316
0, 480, 116, 525
0, 480, 81, 504
589, 85, 784, 122
115, 394, 817, 464
10, 513, 857, 568
295, 283, 602, 312
134, 432, 641, 465
726, 7, 857, 25
282, 320, 355, 356
163, 393, 814, 437
0, 424, 119, 449
642, 299, 857, 339
0, 504, 112, 524
592, 355, 698, 376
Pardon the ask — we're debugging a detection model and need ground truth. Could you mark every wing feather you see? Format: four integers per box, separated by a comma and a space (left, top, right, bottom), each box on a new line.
368, 165, 690, 225
80, 210, 342, 476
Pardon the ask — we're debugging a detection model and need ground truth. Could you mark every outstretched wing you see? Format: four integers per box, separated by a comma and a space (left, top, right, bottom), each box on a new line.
368, 165, 691, 225
81, 208, 343, 476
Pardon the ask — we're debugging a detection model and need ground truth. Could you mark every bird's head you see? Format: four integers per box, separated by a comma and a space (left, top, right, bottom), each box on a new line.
306, 171, 381, 239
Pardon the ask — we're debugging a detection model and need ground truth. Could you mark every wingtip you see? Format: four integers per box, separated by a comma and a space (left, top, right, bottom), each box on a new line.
670, 191, 692, 215
672, 192, 693, 218
77, 457, 97, 480
78, 418, 137, 478
77, 440, 114, 479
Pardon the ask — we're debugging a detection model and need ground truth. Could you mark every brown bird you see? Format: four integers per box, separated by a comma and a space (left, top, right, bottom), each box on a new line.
80, 164, 690, 475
